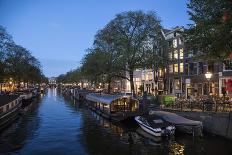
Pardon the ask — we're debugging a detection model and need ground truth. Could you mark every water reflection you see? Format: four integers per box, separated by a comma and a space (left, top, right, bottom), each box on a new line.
0, 88, 232, 155
0, 97, 42, 153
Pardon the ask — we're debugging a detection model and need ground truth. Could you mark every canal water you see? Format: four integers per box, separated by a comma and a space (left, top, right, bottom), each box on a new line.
0, 88, 232, 155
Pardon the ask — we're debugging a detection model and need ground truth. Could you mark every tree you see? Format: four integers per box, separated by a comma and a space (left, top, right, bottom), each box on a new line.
0, 25, 46, 89
81, 48, 107, 84
93, 27, 126, 93
185, 0, 232, 60
103, 11, 163, 95
0, 26, 13, 91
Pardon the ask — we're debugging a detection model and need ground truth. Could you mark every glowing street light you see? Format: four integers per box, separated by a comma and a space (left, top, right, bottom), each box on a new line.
205, 72, 212, 81
205, 72, 212, 96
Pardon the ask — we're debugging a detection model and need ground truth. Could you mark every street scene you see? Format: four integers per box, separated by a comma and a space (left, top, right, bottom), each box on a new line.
0, 0, 232, 155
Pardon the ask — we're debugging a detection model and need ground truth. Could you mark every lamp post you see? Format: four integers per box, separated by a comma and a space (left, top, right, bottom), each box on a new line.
205, 72, 212, 95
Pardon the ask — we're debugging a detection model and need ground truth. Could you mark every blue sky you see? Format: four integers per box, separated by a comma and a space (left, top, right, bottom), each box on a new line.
0, 0, 190, 77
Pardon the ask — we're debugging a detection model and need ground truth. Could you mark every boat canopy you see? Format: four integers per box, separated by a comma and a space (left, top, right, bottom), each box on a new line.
86, 93, 138, 105
151, 111, 202, 126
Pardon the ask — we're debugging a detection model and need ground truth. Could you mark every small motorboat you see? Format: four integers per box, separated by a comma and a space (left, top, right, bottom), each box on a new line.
135, 115, 175, 137
149, 110, 203, 136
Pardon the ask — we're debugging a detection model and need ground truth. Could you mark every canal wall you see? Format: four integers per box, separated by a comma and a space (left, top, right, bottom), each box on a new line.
165, 110, 232, 140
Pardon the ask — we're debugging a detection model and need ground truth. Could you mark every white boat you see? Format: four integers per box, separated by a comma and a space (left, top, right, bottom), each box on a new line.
149, 110, 203, 136
135, 115, 175, 137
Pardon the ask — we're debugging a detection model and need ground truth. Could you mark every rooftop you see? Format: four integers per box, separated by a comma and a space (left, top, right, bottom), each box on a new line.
0, 95, 20, 107
86, 93, 137, 104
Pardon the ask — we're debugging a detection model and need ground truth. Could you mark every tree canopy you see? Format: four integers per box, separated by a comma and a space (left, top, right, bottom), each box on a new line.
100, 11, 163, 94
0, 25, 47, 86
57, 11, 164, 94
185, 0, 232, 60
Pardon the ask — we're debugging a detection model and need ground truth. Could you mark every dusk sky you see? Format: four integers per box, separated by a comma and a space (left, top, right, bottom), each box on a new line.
0, 0, 190, 77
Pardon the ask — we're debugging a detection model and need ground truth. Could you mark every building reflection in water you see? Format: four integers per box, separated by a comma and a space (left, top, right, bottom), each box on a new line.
78, 103, 184, 155
169, 142, 185, 155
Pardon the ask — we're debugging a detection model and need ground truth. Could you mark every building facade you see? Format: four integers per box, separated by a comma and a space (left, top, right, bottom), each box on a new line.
163, 27, 232, 98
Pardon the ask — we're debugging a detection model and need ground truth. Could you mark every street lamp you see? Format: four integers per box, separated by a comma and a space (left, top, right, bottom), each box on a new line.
205, 72, 212, 80
205, 72, 212, 95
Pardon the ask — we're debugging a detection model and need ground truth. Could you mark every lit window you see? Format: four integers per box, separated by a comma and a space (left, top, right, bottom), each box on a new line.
174, 79, 181, 90
174, 50, 178, 59
180, 63, 184, 73
159, 69, 164, 77
179, 38, 182, 45
174, 64, 178, 73
169, 65, 173, 73
180, 48, 184, 59
173, 39, 177, 48
169, 52, 172, 59
187, 51, 193, 58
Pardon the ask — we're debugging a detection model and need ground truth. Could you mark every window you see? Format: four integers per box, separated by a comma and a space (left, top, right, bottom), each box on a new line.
174, 64, 178, 73
198, 62, 204, 74
180, 63, 184, 73
168, 41, 172, 48
146, 71, 153, 81
169, 52, 172, 59
185, 63, 189, 75
179, 48, 184, 59
174, 79, 181, 90
208, 62, 214, 73
169, 65, 173, 73
223, 60, 232, 71
173, 39, 177, 48
189, 63, 198, 75
174, 32, 177, 37
174, 50, 178, 59
179, 37, 183, 45
158, 69, 164, 77
187, 51, 193, 58
0, 107, 3, 113
6, 105, 9, 111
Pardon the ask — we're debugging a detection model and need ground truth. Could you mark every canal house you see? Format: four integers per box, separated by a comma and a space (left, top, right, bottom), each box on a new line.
0, 95, 22, 130
86, 93, 140, 121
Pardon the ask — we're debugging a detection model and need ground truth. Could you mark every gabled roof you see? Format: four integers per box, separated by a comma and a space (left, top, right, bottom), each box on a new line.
0, 95, 20, 107
162, 28, 171, 34
86, 93, 138, 105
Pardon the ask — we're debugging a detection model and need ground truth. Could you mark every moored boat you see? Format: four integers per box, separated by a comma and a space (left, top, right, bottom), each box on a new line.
15, 90, 33, 108
86, 93, 141, 122
149, 110, 203, 136
135, 115, 175, 137
0, 95, 22, 130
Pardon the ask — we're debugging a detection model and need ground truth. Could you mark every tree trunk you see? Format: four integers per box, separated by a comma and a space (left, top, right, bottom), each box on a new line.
107, 82, 111, 94
129, 69, 135, 96
0, 83, 2, 94
107, 79, 111, 94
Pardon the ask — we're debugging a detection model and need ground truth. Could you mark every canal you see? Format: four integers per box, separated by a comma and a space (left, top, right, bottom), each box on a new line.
0, 88, 232, 155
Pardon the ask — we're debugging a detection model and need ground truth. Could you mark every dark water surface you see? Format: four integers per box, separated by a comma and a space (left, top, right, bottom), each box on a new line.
0, 88, 232, 155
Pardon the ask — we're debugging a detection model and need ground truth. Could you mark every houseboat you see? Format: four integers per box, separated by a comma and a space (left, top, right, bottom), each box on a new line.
15, 90, 33, 108
86, 93, 140, 122
135, 115, 175, 137
0, 95, 22, 130
73, 89, 92, 101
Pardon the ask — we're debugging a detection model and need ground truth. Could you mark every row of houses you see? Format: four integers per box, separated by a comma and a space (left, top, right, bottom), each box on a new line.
67, 26, 232, 98
113, 27, 232, 98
